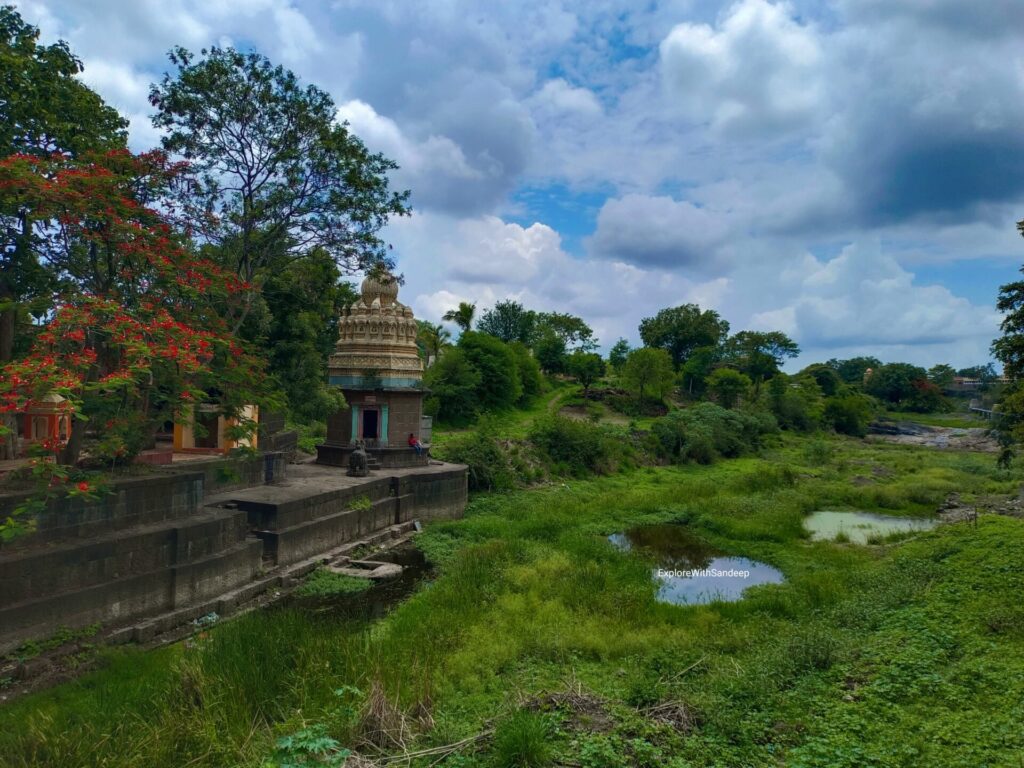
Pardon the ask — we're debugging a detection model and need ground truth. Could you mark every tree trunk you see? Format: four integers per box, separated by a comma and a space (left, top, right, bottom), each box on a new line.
58, 415, 85, 466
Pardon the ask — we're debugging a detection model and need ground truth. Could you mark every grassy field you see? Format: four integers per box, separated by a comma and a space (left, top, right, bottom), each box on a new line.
2, 435, 1024, 767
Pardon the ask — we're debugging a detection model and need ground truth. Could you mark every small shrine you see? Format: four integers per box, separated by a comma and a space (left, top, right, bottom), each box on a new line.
18, 393, 71, 454
316, 272, 428, 468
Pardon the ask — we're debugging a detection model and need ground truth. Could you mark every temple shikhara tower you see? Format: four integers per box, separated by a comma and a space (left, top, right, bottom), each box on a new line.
316, 272, 429, 468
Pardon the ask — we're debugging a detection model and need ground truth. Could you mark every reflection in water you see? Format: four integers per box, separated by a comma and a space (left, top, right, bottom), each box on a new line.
286, 544, 432, 622
609, 524, 784, 605
804, 510, 937, 544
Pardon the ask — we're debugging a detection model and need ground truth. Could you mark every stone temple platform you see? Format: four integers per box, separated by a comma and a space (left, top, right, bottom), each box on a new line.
0, 456, 466, 655
208, 459, 466, 567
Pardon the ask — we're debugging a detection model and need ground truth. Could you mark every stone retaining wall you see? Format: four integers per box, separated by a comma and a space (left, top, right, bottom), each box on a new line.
0, 458, 466, 654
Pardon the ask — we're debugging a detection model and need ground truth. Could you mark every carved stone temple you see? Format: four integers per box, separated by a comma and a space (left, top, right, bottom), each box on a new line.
316, 272, 429, 469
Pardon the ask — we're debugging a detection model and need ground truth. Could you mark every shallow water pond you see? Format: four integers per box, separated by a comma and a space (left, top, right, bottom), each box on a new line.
609, 524, 784, 605
804, 510, 937, 544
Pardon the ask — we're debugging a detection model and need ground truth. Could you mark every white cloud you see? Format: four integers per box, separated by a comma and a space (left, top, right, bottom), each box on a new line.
388, 211, 708, 348
659, 0, 822, 136
742, 241, 1001, 366
588, 194, 732, 273
529, 79, 602, 118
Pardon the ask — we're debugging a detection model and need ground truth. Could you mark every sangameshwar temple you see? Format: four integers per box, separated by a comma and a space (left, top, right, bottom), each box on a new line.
316, 272, 430, 469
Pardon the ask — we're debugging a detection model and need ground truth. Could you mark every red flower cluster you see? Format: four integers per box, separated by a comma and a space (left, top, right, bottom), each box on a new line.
0, 150, 269, 463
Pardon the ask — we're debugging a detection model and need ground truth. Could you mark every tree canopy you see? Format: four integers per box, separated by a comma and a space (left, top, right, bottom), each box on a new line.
639, 304, 729, 369
621, 347, 675, 402
826, 356, 881, 384
567, 351, 605, 393
476, 300, 536, 344
724, 330, 800, 391
705, 367, 750, 409
864, 362, 929, 406
150, 46, 409, 293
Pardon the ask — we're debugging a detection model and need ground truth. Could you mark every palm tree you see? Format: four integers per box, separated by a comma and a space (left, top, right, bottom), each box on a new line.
416, 321, 451, 366
442, 301, 476, 333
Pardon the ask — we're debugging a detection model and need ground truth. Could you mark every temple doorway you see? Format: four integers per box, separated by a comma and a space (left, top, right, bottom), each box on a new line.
362, 408, 379, 440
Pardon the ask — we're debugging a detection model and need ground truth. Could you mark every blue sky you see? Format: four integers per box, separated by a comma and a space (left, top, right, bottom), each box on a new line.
15, 0, 1024, 369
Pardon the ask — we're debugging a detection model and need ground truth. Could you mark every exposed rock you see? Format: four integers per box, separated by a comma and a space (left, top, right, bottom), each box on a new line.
869, 422, 997, 452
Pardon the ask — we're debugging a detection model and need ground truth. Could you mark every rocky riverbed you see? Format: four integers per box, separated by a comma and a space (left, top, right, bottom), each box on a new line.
869, 421, 998, 451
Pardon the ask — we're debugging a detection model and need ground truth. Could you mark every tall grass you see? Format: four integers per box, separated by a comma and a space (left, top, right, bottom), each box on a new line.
3, 434, 1024, 766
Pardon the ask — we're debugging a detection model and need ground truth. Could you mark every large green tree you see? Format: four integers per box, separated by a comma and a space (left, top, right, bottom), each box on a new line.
533, 326, 568, 373
680, 345, 721, 396
705, 367, 751, 409
261, 252, 355, 423
476, 300, 536, 344
534, 312, 596, 352
826, 356, 881, 384
725, 330, 800, 392
864, 362, 929, 406
423, 348, 481, 425
608, 338, 630, 371
639, 304, 729, 369
927, 364, 956, 389
0, 7, 126, 159
566, 351, 605, 394
621, 347, 675, 402
457, 331, 523, 409
149, 46, 408, 327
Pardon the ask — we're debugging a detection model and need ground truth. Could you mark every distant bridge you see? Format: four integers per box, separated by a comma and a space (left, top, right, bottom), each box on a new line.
969, 406, 996, 420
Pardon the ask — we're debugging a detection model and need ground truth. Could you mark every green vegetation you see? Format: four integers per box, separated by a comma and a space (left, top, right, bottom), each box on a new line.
881, 411, 987, 429
294, 569, 373, 598
4, 434, 1023, 767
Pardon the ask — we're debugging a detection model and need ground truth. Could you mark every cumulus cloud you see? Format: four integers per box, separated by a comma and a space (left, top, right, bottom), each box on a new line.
818, 13, 1024, 225
386, 211, 710, 347
659, 0, 822, 137
529, 79, 602, 118
588, 194, 732, 273
744, 241, 1000, 364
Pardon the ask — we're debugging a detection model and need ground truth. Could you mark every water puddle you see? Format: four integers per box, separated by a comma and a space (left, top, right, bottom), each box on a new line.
287, 543, 433, 621
609, 524, 784, 605
804, 510, 936, 544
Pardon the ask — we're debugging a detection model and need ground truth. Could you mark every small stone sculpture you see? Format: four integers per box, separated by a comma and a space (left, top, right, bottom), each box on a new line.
347, 441, 369, 477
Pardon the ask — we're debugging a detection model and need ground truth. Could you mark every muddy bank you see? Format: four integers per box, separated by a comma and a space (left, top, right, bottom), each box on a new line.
937, 492, 1024, 523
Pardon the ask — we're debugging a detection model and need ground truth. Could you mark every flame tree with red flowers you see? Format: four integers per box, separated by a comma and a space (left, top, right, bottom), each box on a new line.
0, 149, 277, 475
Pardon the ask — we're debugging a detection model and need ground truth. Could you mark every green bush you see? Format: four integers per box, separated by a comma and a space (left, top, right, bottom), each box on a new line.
289, 420, 326, 453
423, 348, 481, 426
650, 402, 777, 464
436, 430, 518, 492
824, 392, 876, 436
510, 342, 544, 403
458, 331, 523, 410
528, 416, 623, 476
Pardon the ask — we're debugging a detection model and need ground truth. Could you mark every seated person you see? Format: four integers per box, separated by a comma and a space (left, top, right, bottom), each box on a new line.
408, 432, 424, 456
